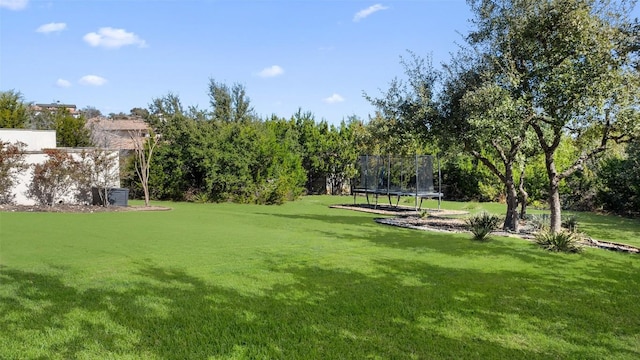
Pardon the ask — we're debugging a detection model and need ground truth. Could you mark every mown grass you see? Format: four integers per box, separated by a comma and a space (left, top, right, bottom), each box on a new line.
0, 196, 639, 359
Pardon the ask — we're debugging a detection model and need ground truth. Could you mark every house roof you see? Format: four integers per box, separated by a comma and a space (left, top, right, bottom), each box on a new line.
33, 103, 77, 109
86, 117, 150, 131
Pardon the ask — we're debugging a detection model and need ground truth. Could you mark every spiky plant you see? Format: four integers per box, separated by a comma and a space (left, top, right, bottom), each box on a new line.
535, 230, 583, 253
465, 212, 501, 241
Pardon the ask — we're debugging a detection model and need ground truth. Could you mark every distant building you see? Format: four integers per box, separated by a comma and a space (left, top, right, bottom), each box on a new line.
86, 116, 151, 152
32, 103, 79, 117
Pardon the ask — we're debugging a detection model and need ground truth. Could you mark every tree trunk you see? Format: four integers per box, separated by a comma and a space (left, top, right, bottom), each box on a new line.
548, 177, 562, 233
544, 151, 562, 233
518, 170, 528, 220
503, 166, 519, 232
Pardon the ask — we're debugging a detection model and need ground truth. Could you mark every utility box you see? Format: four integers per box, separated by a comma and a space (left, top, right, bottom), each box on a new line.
92, 187, 129, 207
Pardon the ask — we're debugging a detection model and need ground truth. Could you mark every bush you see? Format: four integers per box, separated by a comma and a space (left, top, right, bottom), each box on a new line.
561, 215, 579, 232
534, 231, 583, 253
466, 212, 501, 241
0, 141, 27, 204
26, 150, 80, 206
526, 214, 550, 231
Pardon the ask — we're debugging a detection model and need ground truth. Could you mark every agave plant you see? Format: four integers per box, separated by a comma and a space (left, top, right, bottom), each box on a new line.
465, 212, 501, 241
561, 215, 579, 232
535, 230, 583, 253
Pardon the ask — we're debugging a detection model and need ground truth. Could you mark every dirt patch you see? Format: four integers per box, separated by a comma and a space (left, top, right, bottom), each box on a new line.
0, 204, 171, 213
330, 203, 468, 217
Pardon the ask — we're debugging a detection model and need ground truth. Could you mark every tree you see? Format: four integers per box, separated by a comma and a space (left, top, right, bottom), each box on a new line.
130, 129, 158, 206
596, 140, 640, 216
438, 53, 533, 231
54, 108, 92, 147
0, 90, 30, 129
130, 107, 149, 119
147, 92, 184, 130
366, 51, 529, 230
363, 52, 438, 156
466, 0, 640, 232
208, 79, 254, 123
0, 141, 27, 204
79, 106, 102, 119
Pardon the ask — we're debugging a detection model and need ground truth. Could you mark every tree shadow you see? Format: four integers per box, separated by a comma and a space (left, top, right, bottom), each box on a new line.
2, 258, 638, 359
257, 211, 378, 228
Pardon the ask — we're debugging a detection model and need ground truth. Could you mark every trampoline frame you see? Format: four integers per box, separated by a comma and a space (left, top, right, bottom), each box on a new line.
351, 155, 443, 210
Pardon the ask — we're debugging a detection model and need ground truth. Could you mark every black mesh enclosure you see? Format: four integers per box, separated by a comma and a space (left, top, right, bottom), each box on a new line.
352, 155, 442, 209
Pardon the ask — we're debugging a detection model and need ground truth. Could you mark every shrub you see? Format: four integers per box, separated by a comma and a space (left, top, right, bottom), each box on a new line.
535, 231, 583, 253
466, 212, 501, 241
26, 150, 80, 206
561, 215, 579, 232
526, 214, 550, 231
0, 141, 27, 204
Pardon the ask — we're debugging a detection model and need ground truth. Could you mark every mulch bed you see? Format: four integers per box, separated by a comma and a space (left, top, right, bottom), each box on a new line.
333, 204, 639, 254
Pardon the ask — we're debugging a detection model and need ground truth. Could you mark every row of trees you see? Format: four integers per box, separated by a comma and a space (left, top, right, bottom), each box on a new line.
121, 82, 370, 204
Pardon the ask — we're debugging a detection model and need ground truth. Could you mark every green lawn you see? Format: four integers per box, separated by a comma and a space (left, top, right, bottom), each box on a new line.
1, 196, 639, 359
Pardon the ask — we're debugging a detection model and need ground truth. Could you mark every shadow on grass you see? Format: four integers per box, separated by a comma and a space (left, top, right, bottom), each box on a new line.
574, 212, 640, 245
1, 257, 639, 359
257, 211, 378, 228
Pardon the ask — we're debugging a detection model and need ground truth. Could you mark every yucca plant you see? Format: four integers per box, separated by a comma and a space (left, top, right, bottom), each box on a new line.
191, 192, 211, 204
535, 230, 583, 253
527, 213, 550, 231
465, 212, 501, 241
561, 215, 579, 232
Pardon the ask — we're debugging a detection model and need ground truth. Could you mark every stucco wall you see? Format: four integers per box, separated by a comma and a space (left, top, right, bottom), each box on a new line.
1, 130, 120, 206
0, 129, 56, 151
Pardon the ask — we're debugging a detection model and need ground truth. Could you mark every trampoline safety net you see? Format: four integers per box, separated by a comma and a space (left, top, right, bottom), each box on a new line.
352, 155, 443, 209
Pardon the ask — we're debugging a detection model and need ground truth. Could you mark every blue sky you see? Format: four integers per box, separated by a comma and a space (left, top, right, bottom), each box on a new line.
0, 0, 577, 124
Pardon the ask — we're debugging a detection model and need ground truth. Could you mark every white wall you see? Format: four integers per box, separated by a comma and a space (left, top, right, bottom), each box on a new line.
0, 129, 56, 151
1, 130, 120, 205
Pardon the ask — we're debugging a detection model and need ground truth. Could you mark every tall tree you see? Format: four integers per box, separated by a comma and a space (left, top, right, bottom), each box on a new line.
208, 79, 253, 123
79, 106, 102, 119
366, 51, 529, 230
147, 92, 184, 130
437, 48, 534, 231
467, 0, 640, 232
0, 90, 30, 128
54, 108, 92, 147
130, 129, 158, 207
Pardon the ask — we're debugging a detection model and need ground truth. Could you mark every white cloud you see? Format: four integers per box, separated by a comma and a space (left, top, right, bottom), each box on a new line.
83, 27, 147, 49
79, 75, 107, 86
0, 0, 28, 10
258, 65, 284, 78
36, 22, 67, 34
55, 78, 71, 88
353, 4, 389, 22
323, 93, 345, 104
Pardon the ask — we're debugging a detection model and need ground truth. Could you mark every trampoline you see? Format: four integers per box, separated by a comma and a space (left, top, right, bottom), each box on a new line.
351, 155, 443, 210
